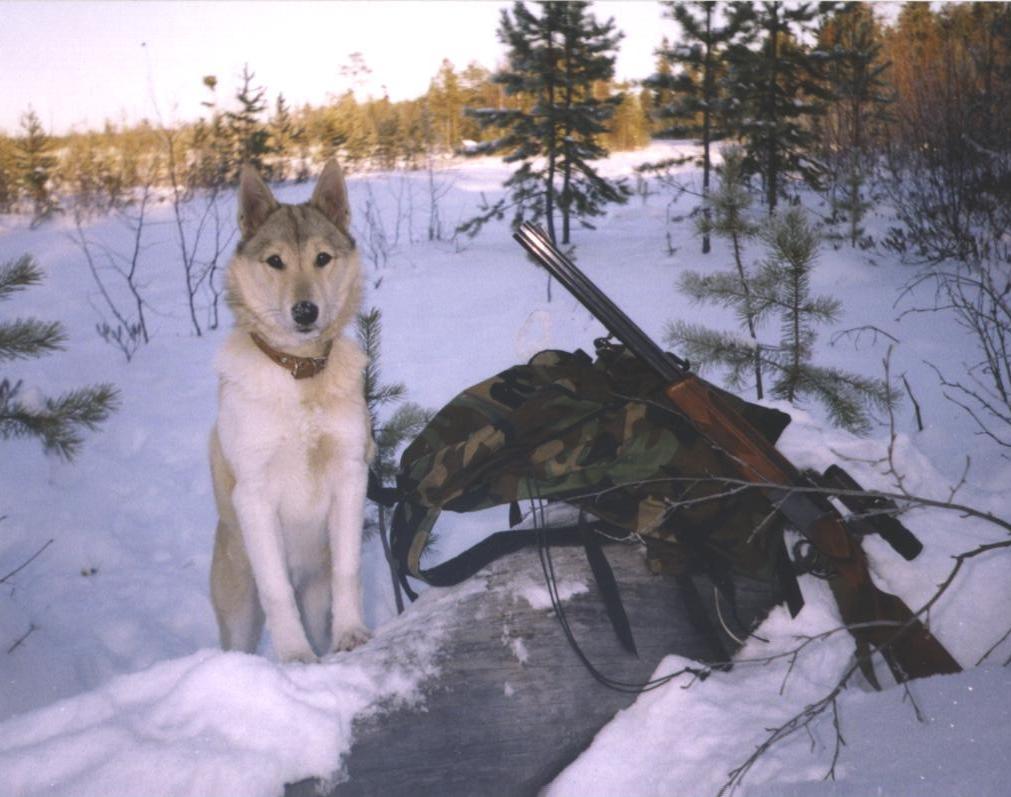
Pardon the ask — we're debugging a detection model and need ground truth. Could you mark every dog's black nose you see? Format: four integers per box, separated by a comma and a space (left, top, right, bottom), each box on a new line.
291, 301, 319, 327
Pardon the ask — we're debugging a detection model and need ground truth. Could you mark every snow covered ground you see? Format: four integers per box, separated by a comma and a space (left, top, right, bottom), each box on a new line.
0, 142, 1008, 796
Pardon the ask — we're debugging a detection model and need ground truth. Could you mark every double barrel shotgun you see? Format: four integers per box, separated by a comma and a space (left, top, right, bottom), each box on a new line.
514, 222, 960, 686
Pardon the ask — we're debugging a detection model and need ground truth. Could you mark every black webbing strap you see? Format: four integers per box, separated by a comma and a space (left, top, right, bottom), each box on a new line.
580, 522, 638, 656
409, 525, 586, 591
396, 514, 638, 656
674, 573, 733, 664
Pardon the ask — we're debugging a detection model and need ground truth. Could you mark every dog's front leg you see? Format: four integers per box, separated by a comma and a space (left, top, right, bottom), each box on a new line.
232, 487, 316, 663
328, 458, 371, 653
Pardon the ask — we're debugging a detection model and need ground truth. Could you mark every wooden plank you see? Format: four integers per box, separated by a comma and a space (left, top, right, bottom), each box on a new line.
286, 541, 781, 797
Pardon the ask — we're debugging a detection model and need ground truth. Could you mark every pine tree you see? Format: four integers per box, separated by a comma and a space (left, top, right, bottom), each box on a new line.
648, 1, 746, 253
15, 109, 59, 223
725, 2, 836, 212
817, 2, 892, 247
459, 61, 505, 144
0, 133, 19, 213
267, 93, 301, 182
676, 147, 766, 398
62, 130, 127, 216
600, 85, 651, 152
668, 208, 891, 433
1, 254, 118, 460
461, 1, 629, 247
553, 2, 630, 244
428, 59, 465, 152
369, 94, 402, 170
188, 75, 231, 191
647, 37, 676, 132
226, 65, 273, 183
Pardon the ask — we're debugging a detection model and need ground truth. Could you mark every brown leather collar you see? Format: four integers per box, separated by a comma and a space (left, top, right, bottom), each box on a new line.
250, 333, 331, 380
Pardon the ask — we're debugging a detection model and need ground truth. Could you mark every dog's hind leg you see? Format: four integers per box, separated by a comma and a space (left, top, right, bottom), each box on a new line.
209, 427, 265, 653
211, 520, 265, 653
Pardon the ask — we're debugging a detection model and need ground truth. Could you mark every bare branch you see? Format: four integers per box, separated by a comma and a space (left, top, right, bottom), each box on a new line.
0, 538, 53, 584
6, 623, 37, 655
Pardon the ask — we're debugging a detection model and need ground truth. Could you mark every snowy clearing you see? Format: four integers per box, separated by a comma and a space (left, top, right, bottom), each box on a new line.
1, 142, 1008, 795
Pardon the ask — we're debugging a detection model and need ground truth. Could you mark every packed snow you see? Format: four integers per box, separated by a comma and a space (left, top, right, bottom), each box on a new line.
0, 142, 1008, 796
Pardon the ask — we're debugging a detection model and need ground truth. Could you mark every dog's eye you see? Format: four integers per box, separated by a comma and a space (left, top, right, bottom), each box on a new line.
266, 254, 284, 270
315, 252, 333, 268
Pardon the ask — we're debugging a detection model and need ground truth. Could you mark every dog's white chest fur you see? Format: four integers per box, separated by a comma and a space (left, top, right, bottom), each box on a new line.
211, 326, 373, 662
216, 333, 369, 548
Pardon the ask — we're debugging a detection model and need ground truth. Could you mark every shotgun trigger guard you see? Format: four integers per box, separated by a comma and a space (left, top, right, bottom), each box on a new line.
791, 539, 835, 580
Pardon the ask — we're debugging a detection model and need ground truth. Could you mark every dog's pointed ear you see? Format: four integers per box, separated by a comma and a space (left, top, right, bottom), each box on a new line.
310, 160, 351, 232
237, 164, 279, 238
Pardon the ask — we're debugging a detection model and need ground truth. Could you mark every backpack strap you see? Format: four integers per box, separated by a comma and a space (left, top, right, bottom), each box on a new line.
390, 497, 639, 654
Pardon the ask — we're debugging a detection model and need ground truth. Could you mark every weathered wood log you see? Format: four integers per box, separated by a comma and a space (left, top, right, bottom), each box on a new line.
287, 541, 781, 797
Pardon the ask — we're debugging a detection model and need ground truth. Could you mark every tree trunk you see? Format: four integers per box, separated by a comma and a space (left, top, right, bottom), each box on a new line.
765, 6, 780, 213
561, 15, 574, 246
544, 25, 558, 248
731, 231, 764, 400
701, 3, 714, 255
286, 543, 782, 797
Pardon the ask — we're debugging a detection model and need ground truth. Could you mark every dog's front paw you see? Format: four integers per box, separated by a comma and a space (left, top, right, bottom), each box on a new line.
274, 633, 318, 664
330, 624, 371, 653
280, 647, 318, 664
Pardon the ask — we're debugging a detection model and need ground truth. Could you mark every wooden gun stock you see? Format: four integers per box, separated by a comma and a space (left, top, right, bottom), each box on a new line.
665, 374, 960, 683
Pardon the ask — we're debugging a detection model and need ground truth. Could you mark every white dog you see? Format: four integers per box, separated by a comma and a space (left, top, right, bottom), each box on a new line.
209, 161, 374, 662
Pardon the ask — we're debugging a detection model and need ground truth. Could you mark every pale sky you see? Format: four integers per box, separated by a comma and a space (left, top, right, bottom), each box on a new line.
1, 1, 668, 135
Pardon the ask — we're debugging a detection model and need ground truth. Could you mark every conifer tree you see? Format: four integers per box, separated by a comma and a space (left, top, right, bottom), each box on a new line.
648, 1, 746, 253
600, 86, 651, 152
188, 75, 231, 191
369, 94, 402, 170
226, 65, 273, 183
668, 208, 891, 433
1, 254, 118, 459
267, 93, 301, 182
725, 2, 835, 212
676, 147, 766, 398
647, 37, 675, 129
15, 109, 59, 223
817, 2, 892, 247
0, 134, 18, 213
428, 59, 465, 152
462, 1, 629, 246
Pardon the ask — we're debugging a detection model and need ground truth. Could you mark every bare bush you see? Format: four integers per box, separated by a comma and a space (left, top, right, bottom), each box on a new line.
898, 264, 1011, 453
70, 182, 154, 363
163, 128, 236, 336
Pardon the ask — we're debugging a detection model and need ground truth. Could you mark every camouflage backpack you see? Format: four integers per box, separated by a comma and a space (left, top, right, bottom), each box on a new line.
389, 340, 800, 618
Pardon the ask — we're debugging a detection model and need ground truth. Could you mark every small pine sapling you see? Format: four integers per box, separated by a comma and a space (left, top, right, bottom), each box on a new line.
357, 307, 430, 613
759, 209, 893, 433
669, 208, 893, 434
0, 254, 119, 460
671, 147, 768, 398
